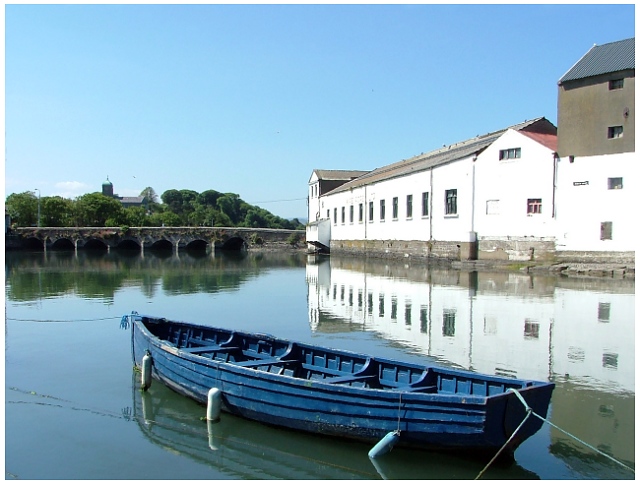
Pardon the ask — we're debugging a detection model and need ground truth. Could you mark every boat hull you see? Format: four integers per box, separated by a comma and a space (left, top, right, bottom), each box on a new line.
129, 314, 554, 456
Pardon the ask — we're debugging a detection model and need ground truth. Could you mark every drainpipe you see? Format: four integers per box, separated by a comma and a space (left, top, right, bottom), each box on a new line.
552, 152, 559, 218
429, 169, 434, 240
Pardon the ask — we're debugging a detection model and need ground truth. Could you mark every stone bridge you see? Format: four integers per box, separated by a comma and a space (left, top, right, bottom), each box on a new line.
10, 226, 306, 252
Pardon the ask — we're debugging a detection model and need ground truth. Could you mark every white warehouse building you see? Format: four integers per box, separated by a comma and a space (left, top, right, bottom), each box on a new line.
306, 37, 635, 265
307, 117, 560, 261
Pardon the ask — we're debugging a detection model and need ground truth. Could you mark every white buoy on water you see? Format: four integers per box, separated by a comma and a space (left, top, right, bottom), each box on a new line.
368, 430, 401, 459
141, 351, 153, 391
207, 387, 222, 422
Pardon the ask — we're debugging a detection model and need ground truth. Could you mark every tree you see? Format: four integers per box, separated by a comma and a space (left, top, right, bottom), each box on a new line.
161, 189, 183, 214
41, 196, 75, 227
75, 193, 125, 226
5, 191, 38, 227
140, 187, 159, 204
197, 190, 222, 208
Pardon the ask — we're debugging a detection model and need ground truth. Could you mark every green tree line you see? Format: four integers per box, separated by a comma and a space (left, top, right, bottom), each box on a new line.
5, 187, 304, 230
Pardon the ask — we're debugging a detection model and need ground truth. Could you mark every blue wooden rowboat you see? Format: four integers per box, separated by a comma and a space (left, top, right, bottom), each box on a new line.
126, 312, 554, 459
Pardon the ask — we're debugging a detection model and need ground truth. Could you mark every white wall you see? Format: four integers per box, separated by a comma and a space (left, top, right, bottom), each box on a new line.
320, 154, 478, 244
555, 152, 636, 251
474, 129, 557, 238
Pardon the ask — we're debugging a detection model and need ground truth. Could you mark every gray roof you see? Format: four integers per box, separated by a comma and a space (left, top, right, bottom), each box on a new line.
119, 196, 146, 204
325, 118, 555, 196
310, 169, 370, 182
559, 37, 635, 84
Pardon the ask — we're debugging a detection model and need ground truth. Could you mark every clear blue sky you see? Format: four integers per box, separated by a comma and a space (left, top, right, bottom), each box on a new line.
4, 4, 635, 219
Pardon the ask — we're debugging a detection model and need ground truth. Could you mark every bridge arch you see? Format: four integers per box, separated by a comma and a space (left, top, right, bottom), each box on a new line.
23, 237, 44, 250
50, 238, 75, 250
185, 239, 208, 251
220, 236, 247, 251
116, 239, 142, 250
82, 238, 109, 250
148, 239, 173, 251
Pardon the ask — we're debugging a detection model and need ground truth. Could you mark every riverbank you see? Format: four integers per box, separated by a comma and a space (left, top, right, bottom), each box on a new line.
315, 247, 635, 279
451, 259, 635, 279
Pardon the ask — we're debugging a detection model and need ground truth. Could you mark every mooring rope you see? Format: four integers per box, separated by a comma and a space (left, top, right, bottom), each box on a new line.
396, 392, 403, 433
475, 388, 635, 479
6, 316, 121, 323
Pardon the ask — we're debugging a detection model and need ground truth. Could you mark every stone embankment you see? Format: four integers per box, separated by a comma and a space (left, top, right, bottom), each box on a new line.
449, 260, 634, 279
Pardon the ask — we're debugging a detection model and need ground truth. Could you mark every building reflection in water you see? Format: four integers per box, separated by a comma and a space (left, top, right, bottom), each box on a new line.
306, 255, 635, 471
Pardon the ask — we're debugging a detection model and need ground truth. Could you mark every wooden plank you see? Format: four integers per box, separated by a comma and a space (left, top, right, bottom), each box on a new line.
181, 345, 240, 354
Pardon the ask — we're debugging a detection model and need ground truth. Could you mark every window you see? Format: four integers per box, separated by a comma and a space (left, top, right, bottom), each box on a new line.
608, 126, 623, 139
421, 192, 429, 217
392, 197, 398, 219
419, 306, 428, 333
601, 221, 612, 240
341, 206, 345, 224
602, 352, 618, 369
358, 203, 363, 222
598, 302, 611, 322
524, 320, 540, 339
369, 201, 374, 222
442, 310, 456, 337
445, 189, 457, 215
326, 209, 330, 219
609, 79, 624, 90
380, 199, 386, 221
349, 205, 354, 223
333, 208, 337, 225
608, 177, 623, 189
527, 198, 542, 214
499, 148, 521, 160
406, 194, 413, 218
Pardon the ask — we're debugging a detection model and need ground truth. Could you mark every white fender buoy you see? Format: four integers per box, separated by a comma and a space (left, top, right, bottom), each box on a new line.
207, 387, 222, 422
141, 351, 153, 391
207, 419, 219, 451
368, 430, 401, 459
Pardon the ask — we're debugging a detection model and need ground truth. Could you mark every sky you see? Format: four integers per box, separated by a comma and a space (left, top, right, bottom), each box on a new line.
3, 3, 636, 220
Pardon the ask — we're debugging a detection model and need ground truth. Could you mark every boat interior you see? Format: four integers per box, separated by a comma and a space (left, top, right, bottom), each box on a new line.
144, 316, 527, 396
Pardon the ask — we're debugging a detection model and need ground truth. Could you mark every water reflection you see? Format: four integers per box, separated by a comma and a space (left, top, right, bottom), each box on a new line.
130, 375, 540, 480
5, 250, 634, 478
306, 255, 635, 476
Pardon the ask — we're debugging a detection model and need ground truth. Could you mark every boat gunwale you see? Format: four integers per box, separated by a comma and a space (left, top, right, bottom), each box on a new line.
133, 314, 553, 404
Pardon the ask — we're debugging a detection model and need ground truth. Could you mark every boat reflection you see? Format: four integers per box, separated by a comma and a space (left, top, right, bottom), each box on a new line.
129, 376, 540, 479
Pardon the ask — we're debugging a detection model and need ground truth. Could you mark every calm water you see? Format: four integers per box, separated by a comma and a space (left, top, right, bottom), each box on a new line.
4, 250, 635, 479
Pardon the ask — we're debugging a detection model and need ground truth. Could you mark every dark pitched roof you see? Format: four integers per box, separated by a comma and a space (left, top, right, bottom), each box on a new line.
559, 37, 635, 84
325, 118, 556, 196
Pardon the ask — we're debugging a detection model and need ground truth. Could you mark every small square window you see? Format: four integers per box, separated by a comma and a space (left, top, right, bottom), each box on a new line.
608, 126, 623, 139
609, 79, 624, 90
527, 198, 542, 214
600, 221, 613, 240
608, 177, 623, 189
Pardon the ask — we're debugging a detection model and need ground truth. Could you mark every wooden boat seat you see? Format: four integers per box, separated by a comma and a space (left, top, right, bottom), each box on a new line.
181, 345, 241, 354
323, 374, 375, 385
235, 358, 299, 368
